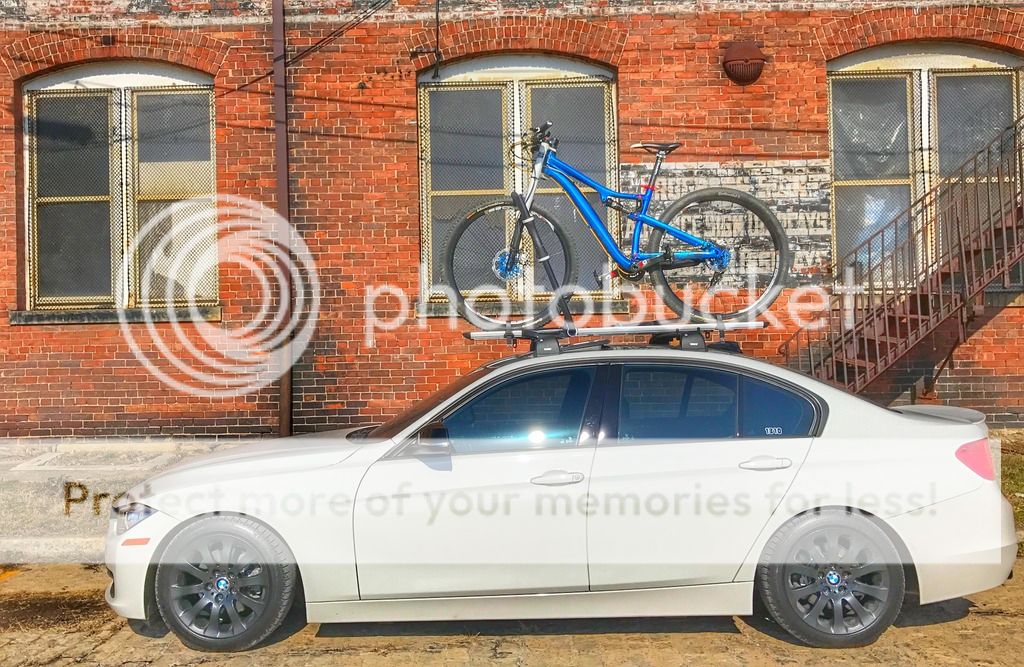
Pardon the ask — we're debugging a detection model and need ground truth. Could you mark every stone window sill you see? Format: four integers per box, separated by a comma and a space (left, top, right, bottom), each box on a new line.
8, 306, 222, 325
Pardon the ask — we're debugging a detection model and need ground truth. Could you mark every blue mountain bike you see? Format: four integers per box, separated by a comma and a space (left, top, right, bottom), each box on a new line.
443, 122, 791, 330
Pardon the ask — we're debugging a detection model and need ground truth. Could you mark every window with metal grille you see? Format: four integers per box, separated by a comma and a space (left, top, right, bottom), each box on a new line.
417, 55, 618, 304
827, 44, 1023, 285
24, 63, 216, 310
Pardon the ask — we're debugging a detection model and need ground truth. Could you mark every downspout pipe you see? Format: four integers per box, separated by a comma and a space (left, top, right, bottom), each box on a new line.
273, 0, 293, 437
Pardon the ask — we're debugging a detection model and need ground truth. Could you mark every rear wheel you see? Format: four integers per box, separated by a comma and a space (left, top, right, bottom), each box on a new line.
444, 199, 576, 330
647, 187, 790, 321
757, 509, 905, 648
155, 515, 297, 652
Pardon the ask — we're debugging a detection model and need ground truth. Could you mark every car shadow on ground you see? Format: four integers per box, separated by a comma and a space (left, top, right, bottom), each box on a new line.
300, 597, 972, 647
315, 615, 741, 639
894, 596, 973, 627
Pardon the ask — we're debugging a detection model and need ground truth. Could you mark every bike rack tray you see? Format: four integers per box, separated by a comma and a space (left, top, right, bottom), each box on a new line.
463, 320, 767, 356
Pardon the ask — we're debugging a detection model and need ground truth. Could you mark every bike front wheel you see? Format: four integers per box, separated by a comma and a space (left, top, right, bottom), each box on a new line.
647, 187, 790, 321
444, 199, 576, 330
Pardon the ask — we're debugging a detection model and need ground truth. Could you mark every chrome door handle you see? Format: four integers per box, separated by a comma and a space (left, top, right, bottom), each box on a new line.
531, 470, 585, 486
738, 456, 792, 471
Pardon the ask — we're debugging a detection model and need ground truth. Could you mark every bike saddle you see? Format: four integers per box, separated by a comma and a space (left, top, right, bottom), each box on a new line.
631, 141, 681, 155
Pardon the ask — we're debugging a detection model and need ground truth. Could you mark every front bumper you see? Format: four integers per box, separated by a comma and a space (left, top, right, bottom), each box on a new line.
104, 511, 179, 620
889, 485, 1017, 605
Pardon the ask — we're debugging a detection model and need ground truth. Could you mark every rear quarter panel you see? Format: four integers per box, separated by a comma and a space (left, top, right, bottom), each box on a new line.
735, 386, 988, 581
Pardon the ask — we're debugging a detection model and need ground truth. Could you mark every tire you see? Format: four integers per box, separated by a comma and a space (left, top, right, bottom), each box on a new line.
154, 515, 298, 652
443, 199, 576, 330
647, 187, 790, 321
756, 509, 905, 648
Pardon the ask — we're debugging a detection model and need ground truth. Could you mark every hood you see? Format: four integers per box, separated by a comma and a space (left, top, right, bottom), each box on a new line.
125, 427, 371, 503
892, 404, 988, 425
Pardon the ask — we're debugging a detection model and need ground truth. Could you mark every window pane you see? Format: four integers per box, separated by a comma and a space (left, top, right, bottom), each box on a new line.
833, 184, 911, 260
739, 377, 815, 438
427, 87, 505, 191
33, 94, 110, 198
444, 367, 595, 453
136, 199, 218, 304
36, 201, 112, 299
935, 73, 1014, 177
136, 92, 212, 163
619, 366, 738, 441
427, 193, 499, 290
831, 77, 911, 180
135, 91, 214, 198
529, 84, 608, 182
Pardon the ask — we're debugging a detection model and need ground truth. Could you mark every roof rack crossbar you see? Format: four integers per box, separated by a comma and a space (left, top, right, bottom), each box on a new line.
463, 320, 766, 342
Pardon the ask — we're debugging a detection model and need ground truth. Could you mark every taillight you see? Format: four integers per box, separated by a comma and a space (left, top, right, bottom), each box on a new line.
955, 438, 995, 480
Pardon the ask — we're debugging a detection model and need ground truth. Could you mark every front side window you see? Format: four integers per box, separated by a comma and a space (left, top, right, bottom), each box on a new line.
443, 366, 596, 454
417, 55, 618, 304
24, 64, 216, 309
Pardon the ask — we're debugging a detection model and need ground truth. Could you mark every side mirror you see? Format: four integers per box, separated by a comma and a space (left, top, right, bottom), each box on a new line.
405, 420, 452, 457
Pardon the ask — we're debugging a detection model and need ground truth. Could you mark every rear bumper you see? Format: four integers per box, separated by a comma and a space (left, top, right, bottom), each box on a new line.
889, 486, 1017, 604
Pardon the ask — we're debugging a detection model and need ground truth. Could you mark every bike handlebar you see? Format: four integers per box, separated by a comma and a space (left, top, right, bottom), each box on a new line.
515, 121, 556, 153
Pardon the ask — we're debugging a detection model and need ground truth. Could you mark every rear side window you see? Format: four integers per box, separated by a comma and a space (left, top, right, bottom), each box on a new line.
619, 366, 738, 440
739, 376, 816, 438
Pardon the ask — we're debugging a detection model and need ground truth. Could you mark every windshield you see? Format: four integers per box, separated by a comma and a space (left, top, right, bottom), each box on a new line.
368, 365, 494, 440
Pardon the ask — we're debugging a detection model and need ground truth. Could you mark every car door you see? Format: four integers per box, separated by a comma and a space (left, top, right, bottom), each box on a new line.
354, 363, 605, 599
587, 362, 818, 590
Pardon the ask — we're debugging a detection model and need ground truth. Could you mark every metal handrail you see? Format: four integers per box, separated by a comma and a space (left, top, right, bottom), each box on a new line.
779, 118, 1024, 392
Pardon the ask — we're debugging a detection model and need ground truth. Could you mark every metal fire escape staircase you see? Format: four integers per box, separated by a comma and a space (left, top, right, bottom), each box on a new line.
780, 118, 1024, 393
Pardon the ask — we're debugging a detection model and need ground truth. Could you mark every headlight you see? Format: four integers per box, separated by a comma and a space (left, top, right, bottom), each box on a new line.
112, 503, 156, 535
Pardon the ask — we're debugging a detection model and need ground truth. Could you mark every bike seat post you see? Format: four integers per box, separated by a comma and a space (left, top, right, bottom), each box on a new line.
647, 150, 666, 191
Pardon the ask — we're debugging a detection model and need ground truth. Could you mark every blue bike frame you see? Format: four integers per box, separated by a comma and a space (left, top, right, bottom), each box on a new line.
533, 150, 730, 271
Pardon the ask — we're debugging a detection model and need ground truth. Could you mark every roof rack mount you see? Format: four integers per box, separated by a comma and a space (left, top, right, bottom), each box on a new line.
464, 320, 766, 342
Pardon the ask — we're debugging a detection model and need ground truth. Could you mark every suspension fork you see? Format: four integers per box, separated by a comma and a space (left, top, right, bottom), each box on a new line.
510, 191, 575, 332
505, 145, 548, 283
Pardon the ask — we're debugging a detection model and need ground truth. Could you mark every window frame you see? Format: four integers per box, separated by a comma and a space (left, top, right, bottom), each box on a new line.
599, 360, 826, 445
416, 56, 620, 306
25, 88, 121, 309
826, 44, 1024, 286
22, 66, 217, 311
826, 70, 921, 268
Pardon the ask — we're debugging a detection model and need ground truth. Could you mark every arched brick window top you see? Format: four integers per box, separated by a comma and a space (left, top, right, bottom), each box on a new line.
407, 16, 626, 72
3, 30, 229, 82
816, 6, 1024, 61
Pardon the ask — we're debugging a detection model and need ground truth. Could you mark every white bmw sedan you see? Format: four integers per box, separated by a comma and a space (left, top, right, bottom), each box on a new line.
105, 343, 1016, 651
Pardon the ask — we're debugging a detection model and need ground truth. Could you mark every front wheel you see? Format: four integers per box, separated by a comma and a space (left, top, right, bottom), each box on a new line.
154, 515, 298, 652
444, 199, 576, 330
647, 187, 790, 321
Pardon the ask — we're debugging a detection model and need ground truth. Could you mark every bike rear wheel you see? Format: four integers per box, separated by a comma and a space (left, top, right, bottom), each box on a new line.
647, 187, 790, 321
444, 199, 576, 330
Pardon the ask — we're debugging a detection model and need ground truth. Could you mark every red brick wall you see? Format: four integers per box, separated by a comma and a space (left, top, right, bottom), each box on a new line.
863, 300, 1024, 427
1, 2, 1023, 436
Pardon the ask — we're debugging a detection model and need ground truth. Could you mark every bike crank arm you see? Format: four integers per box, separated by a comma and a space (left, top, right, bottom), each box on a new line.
510, 193, 575, 333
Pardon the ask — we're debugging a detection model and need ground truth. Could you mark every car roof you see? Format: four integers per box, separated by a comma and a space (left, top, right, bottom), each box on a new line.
481, 342, 857, 405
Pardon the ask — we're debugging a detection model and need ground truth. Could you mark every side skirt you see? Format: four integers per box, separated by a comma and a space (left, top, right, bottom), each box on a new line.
305, 582, 753, 624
